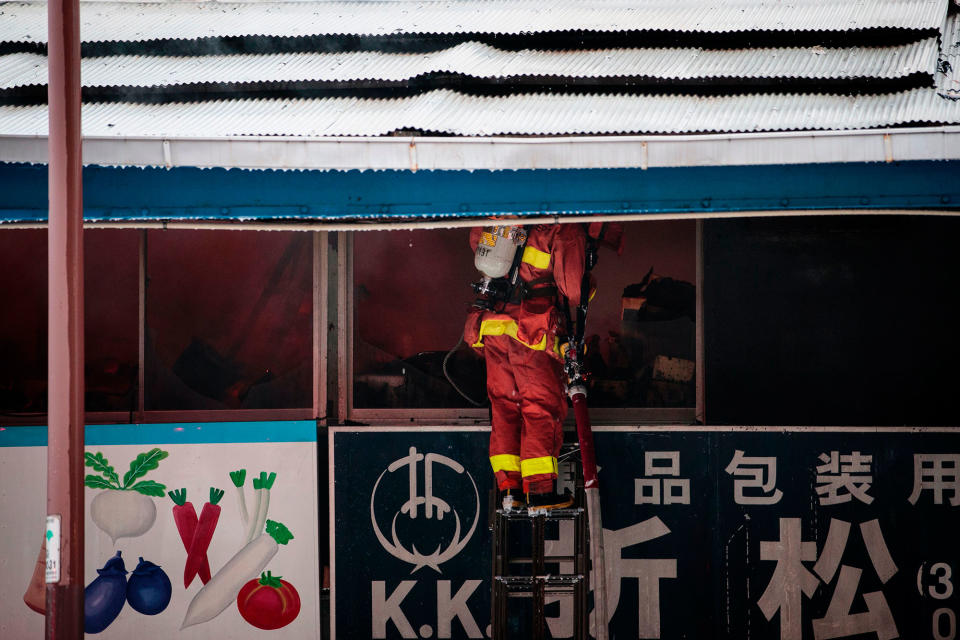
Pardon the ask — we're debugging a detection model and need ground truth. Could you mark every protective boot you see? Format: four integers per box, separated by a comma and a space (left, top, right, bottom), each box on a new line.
525, 488, 574, 510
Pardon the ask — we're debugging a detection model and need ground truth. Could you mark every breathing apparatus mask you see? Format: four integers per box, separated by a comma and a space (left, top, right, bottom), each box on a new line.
471, 225, 527, 310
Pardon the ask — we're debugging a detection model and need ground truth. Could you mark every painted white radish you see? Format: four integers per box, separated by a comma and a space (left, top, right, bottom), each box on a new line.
91, 490, 157, 543
84, 449, 168, 544
229, 469, 249, 530
181, 519, 294, 629
245, 471, 276, 544
253, 472, 276, 543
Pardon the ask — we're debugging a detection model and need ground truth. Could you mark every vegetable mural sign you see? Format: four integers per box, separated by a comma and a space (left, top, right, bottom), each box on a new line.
0, 421, 321, 640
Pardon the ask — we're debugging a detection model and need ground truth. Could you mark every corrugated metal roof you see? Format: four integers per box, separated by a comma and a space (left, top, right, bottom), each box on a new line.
940, 13, 960, 96
0, 0, 949, 44
2, 88, 959, 136
0, 38, 941, 89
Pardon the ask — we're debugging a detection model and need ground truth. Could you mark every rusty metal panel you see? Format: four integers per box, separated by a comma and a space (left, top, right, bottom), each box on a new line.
0, 0, 950, 44
939, 13, 960, 97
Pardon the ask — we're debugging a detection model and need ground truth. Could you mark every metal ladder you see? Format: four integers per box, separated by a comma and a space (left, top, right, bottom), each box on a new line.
490, 447, 589, 640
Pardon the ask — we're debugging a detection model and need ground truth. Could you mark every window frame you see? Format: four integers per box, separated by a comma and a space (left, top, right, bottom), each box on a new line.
0, 229, 328, 426
341, 222, 702, 426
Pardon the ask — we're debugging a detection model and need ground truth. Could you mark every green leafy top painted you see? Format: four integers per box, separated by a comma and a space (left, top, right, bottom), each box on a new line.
84, 448, 169, 496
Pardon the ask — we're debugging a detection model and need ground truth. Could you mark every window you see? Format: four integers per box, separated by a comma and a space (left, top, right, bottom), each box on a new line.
0, 230, 47, 415
349, 221, 697, 419
352, 228, 485, 410
145, 230, 313, 411
0, 229, 140, 416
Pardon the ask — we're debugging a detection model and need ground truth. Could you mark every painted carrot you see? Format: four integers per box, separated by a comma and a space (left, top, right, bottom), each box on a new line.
168, 488, 211, 588
169, 488, 198, 549
184, 487, 224, 588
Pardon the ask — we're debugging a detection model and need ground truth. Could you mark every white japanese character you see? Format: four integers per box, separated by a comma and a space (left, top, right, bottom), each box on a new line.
908, 454, 960, 506
635, 451, 690, 506
725, 449, 783, 505
593, 518, 677, 639
757, 518, 819, 640
758, 518, 899, 640
815, 451, 874, 505
810, 519, 898, 640
544, 517, 677, 639
645, 451, 680, 476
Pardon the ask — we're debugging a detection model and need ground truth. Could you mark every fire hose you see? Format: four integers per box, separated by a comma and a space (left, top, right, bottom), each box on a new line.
562, 233, 609, 640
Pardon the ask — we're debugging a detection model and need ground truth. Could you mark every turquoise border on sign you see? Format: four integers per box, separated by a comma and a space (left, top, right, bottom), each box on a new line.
0, 421, 317, 447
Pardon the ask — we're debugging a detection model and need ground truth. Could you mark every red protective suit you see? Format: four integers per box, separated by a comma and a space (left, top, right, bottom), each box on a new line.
465, 224, 587, 494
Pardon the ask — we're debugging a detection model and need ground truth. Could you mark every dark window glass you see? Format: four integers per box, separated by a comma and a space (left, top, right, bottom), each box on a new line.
0, 229, 139, 415
85, 230, 139, 412
704, 216, 960, 425
589, 220, 696, 408
353, 221, 696, 410
145, 230, 312, 410
353, 228, 484, 408
0, 230, 47, 415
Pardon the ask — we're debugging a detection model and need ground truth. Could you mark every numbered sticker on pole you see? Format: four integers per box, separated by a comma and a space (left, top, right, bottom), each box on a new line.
45, 514, 61, 584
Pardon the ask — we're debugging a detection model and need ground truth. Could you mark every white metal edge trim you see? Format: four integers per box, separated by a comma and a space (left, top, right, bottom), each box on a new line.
5, 210, 958, 232
3, 126, 960, 170
327, 425, 959, 433
329, 425, 491, 433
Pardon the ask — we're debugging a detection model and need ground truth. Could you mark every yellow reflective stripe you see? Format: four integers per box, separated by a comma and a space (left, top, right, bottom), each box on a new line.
471, 319, 561, 356
522, 246, 551, 270
521, 456, 558, 478
472, 318, 547, 350
490, 454, 521, 473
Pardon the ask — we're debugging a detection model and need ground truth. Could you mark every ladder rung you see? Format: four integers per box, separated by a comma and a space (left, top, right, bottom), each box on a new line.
496, 507, 584, 520
504, 556, 577, 564
496, 575, 584, 591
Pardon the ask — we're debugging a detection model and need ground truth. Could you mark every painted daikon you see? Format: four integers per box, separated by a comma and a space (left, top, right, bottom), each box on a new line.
85, 449, 168, 544
244, 471, 276, 544
229, 469, 249, 530
181, 519, 294, 629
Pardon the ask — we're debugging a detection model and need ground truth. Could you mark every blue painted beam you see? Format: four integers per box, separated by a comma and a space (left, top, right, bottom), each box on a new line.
1, 161, 958, 223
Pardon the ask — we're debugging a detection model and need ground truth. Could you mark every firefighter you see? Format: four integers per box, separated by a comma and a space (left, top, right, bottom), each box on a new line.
464, 223, 588, 508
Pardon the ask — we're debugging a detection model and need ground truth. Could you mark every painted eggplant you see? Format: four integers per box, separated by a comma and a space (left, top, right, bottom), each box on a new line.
126, 557, 172, 615
85, 550, 128, 634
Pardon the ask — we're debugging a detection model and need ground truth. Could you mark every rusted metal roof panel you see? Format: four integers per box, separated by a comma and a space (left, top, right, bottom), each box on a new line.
0, 0, 949, 44
2, 88, 959, 136
0, 38, 941, 89
939, 13, 960, 96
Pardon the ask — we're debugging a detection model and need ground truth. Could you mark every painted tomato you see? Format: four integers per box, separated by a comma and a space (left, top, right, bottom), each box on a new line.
236, 571, 301, 630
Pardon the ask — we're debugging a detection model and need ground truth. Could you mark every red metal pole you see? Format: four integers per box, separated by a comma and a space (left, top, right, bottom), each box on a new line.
46, 0, 84, 636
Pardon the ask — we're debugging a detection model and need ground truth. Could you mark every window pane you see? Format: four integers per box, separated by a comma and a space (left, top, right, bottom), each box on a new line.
704, 216, 960, 425
146, 230, 313, 410
352, 221, 696, 410
0, 230, 46, 414
0, 229, 140, 415
86, 230, 139, 412
589, 220, 696, 407
353, 228, 485, 408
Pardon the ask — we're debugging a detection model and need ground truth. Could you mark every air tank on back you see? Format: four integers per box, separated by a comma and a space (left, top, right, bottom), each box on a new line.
475, 226, 522, 278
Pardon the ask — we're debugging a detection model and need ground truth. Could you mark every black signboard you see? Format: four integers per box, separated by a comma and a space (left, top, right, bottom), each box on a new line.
332, 427, 960, 640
